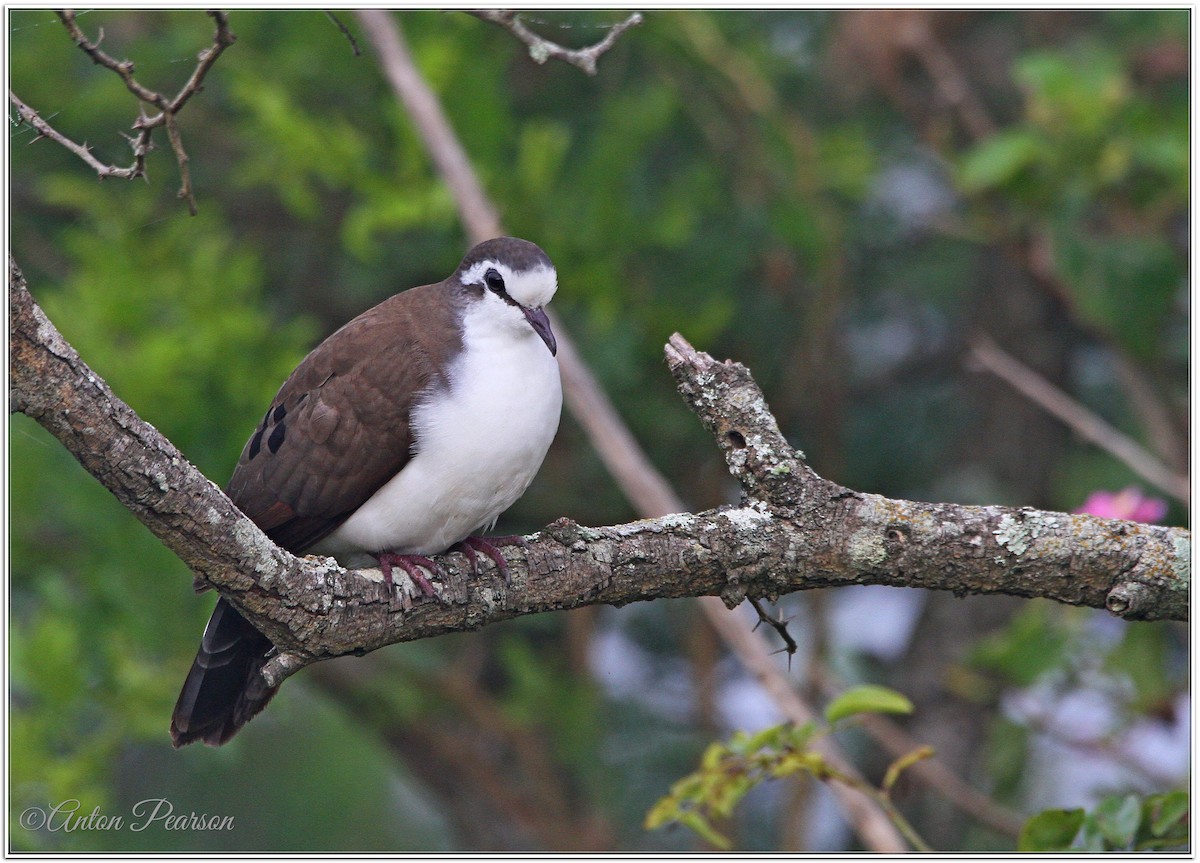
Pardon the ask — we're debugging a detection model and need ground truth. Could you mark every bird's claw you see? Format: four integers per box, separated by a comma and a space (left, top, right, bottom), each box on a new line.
376, 552, 442, 600
453, 535, 527, 585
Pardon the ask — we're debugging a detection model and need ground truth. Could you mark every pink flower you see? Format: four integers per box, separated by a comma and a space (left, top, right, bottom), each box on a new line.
1075, 487, 1169, 524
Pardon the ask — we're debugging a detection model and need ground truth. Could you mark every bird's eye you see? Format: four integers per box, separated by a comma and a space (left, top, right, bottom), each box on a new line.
484, 268, 506, 294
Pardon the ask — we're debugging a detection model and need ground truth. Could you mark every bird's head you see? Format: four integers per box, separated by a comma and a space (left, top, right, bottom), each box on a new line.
456, 237, 558, 355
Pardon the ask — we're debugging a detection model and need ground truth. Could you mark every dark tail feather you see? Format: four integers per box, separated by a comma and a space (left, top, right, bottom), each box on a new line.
170, 597, 279, 747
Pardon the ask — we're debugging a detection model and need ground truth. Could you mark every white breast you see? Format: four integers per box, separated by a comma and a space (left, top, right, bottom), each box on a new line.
313, 302, 562, 566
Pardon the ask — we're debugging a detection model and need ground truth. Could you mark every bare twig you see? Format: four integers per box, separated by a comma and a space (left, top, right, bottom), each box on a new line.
324, 11, 362, 56
967, 333, 1189, 506
894, 11, 996, 140
467, 10, 643, 76
164, 11, 236, 115
57, 9, 165, 105
9, 9, 236, 213
8, 89, 141, 179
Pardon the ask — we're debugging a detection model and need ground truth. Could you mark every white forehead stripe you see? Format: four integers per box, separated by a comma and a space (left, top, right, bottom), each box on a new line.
462, 260, 557, 308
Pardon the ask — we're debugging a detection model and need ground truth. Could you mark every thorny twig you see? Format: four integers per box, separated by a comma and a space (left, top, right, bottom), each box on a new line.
750, 597, 798, 664
8, 9, 235, 214
467, 10, 643, 76
8, 89, 141, 179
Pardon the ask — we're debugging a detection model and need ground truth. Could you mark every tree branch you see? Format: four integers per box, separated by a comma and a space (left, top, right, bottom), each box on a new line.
10, 254, 1188, 664
13, 249, 1188, 852
8, 10, 235, 214
8, 89, 142, 180
466, 10, 643, 76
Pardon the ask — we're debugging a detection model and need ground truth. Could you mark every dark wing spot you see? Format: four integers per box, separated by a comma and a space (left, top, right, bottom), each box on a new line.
267, 422, 286, 454
272, 403, 287, 424
248, 428, 264, 460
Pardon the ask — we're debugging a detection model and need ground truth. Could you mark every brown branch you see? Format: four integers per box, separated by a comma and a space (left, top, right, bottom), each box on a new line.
165, 11, 237, 114
467, 10, 643, 76
967, 333, 1189, 506
8, 9, 236, 213
894, 11, 996, 140
15, 246, 1186, 635
57, 9, 166, 106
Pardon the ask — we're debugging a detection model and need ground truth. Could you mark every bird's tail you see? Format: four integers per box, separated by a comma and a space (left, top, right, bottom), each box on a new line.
170, 597, 279, 747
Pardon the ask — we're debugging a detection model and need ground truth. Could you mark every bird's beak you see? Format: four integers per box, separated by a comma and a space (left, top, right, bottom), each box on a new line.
522, 306, 557, 356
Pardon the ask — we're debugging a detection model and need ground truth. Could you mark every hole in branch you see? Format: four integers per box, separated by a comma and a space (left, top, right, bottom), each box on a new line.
726, 429, 747, 449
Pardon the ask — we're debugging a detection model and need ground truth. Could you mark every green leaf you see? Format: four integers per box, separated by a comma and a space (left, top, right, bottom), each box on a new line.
1019, 808, 1085, 852
1148, 790, 1189, 837
969, 603, 1071, 685
824, 685, 914, 724
643, 795, 680, 830
733, 723, 788, 755
781, 721, 820, 750
958, 130, 1042, 193
1094, 793, 1142, 848
700, 740, 728, 771
677, 809, 731, 850
708, 773, 756, 819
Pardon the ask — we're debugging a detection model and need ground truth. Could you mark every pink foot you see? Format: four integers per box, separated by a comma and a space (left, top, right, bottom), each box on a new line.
375, 552, 441, 598
452, 535, 528, 584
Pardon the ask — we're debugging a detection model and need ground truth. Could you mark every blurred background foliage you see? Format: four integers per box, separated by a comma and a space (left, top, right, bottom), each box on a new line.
8, 8, 1189, 852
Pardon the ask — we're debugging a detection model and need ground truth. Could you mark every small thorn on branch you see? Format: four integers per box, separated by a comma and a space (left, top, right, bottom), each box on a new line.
749, 597, 799, 664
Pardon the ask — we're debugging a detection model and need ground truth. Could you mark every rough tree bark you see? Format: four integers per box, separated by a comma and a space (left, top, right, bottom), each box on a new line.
9, 255, 1190, 694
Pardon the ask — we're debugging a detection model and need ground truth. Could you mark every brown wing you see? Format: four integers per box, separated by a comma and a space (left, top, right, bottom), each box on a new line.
225, 282, 464, 553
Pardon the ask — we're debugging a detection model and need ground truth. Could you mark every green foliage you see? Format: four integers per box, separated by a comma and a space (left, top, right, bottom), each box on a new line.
968, 602, 1073, 686
8, 8, 1187, 853
1019, 791, 1188, 852
645, 685, 924, 850
1018, 807, 1086, 852
955, 29, 1187, 361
